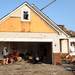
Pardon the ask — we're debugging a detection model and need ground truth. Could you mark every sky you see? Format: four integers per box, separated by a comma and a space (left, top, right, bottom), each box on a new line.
0, 0, 75, 31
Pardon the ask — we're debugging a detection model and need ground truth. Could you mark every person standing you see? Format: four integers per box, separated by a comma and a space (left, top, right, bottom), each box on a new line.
2, 47, 9, 64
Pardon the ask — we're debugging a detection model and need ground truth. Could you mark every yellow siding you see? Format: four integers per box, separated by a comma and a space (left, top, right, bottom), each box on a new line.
0, 7, 57, 33
0, 18, 21, 32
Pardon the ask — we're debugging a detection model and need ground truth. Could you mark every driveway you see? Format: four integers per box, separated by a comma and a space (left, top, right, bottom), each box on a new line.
0, 61, 74, 75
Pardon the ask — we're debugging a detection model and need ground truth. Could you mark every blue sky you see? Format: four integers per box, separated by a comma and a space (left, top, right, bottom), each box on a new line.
0, 0, 75, 31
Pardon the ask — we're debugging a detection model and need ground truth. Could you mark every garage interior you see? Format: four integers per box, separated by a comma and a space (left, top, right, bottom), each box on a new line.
0, 42, 52, 64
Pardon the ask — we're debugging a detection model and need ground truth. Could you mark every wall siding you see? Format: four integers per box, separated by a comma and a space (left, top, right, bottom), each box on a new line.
0, 5, 57, 33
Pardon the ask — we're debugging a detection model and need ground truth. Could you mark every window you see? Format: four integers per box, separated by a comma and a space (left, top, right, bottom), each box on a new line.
21, 9, 30, 21
71, 42, 75, 46
23, 11, 29, 20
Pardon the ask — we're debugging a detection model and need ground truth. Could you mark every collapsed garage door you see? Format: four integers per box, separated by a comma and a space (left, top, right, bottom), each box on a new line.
0, 42, 52, 64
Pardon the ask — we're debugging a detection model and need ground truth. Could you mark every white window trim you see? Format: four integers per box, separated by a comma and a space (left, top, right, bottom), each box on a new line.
21, 8, 30, 22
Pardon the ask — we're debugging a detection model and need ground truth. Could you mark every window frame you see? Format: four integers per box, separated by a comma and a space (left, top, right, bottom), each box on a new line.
21, 8, 30, 22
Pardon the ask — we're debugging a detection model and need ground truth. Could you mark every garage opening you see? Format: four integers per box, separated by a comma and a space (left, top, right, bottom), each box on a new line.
0, 42, 52, 64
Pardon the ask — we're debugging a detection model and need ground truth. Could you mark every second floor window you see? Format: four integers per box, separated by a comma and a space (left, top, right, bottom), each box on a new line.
21, 8, 30, 21
23, 11, 29, 20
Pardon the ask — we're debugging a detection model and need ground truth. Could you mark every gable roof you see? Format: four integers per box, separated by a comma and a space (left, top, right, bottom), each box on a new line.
0, 2, 70, 37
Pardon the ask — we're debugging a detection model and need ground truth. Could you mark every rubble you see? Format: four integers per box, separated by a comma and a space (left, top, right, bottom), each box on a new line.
0, 61, 74, 75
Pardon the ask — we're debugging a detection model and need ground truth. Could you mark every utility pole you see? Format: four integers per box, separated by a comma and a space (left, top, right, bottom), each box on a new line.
40, 0, 56, 11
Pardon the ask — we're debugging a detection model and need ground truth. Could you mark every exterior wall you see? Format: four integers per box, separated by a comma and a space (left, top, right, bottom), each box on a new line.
53, 53, 61, 64
52, 36, 69, 64
52, 39, 61, 64
0, 32, 61, 53
0, 5, 57, 33
0, 32, 68, 64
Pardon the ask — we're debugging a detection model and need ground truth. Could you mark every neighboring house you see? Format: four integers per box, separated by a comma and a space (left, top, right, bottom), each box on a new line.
0, 2, 74, 64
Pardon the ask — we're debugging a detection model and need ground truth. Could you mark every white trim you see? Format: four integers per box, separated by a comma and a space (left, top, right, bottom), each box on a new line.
21, 7, 30, 22
0, 38, 53, 42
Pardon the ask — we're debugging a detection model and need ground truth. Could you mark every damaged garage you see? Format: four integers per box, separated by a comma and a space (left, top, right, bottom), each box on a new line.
0, 2, 69, 64
0, 42, 52, 64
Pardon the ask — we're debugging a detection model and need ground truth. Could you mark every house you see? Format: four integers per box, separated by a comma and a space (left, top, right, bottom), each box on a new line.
0, 2, 74, 64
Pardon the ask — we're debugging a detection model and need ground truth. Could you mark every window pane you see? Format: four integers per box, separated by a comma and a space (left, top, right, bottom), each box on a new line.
23, 11, 29, 20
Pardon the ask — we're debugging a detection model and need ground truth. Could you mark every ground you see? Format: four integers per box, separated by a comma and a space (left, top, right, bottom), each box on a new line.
0, 60, 74, 75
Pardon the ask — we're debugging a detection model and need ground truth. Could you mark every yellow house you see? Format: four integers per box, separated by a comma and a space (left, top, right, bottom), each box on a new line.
0, 2, 70, 64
